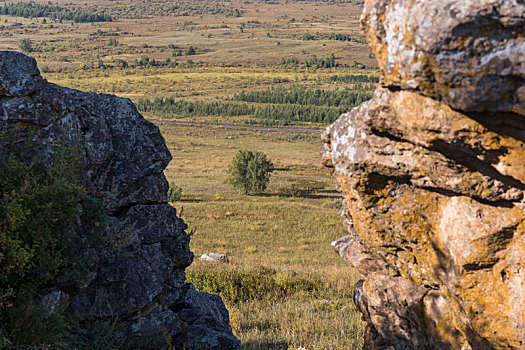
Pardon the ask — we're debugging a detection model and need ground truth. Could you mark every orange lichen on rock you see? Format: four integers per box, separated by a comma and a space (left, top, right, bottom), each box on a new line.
323, 0, 525, 348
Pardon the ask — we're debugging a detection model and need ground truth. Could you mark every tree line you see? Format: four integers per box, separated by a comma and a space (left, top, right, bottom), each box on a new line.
136, 98, 346, 125
328, 74, 379, 83
280, 54, 337, 68
300, 32, 366, 44
232, 85, 373, 108
0, 2, 112, 22
136, 86, 373, 125
88, 1, 243, 19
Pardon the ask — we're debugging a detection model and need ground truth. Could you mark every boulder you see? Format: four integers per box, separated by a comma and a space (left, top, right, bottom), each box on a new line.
322, 1, 525, 348
200, 253, 229, 263
362, 0, 525, 115
0, 51, 240, 350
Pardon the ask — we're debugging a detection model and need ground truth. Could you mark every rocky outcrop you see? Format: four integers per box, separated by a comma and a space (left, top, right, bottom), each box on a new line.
0, 51, 240, 349
322, 1, 525, 349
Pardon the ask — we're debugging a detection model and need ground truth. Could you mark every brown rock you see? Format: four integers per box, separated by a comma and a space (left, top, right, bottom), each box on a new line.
323, 1, 525, 348
362, 0, 525, 115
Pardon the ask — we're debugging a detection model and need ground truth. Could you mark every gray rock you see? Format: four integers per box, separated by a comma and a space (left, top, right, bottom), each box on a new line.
200, 253, 229, 263
39, 289, 69, 312
0, 51, 239, 349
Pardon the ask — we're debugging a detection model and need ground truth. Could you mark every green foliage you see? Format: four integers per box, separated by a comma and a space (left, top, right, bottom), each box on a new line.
89, 1, 243, 19
132, 55, 175, 68
280, 54, 338, 68
113, 58, 128, 68
136, 85, 374, 125
187, 266, 319, 304
298, 31, 364, 43
2, 302, 126, 349
0, 2, 112, 22
0, 140, 113, 347
232, 85, 373, 108
0, 146, 85, 308
185, 45, 196, 56
18, 39, 33, 53
227, 150, 273, 194
167, 183, 183, 202
328, 74, 379, 84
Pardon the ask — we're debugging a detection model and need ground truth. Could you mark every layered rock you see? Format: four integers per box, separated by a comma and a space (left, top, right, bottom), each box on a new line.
0, 51, 240, 349
322, 1, 525, 349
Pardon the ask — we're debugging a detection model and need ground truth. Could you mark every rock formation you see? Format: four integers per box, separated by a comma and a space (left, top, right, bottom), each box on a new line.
322, 0, 525, 349
0, 51, 240, 349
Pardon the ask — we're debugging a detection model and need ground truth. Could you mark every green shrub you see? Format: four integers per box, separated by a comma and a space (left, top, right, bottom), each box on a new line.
2, 303, 126, 349
0, 139, 116, 347
0, 146, 85, 308
167, 182, 183, 202
187, 266, 319, 304
18, 39, 33, 53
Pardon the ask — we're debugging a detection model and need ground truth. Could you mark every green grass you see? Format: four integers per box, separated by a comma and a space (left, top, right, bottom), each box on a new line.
158, 123, 365, 349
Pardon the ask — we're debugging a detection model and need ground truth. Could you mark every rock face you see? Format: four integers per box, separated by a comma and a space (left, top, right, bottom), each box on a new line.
0, 51, 240, 349
322, 1, 525, 349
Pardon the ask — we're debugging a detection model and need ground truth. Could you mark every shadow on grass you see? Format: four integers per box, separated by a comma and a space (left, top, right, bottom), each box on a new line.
241, 340, 289, 350
176, 198, 204, 203
272, 167, 291, 171
256, 192, 340, 200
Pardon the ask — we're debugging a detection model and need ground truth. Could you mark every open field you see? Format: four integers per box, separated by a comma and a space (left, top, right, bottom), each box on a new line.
160, 124, 364, 349
1, 0, 371, 347
1, 0, 373, 70
1, 0, 377, 128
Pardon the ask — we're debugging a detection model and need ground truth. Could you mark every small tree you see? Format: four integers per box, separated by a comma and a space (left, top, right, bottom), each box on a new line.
227, 150, 273, 194
186, 45, 196, 55
18, 39, 33, 53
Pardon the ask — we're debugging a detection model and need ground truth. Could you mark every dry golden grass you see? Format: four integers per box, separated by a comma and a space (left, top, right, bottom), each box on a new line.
159, 123, 365, 349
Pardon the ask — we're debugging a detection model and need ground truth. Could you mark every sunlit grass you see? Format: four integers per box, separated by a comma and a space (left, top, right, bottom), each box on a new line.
158, 123, 365, 349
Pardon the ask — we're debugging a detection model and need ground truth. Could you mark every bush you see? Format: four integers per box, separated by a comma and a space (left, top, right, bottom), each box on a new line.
0, 139, 114, 347
0, 146, 85, 309
167, 183, 182, 202
227, 150, 273, 194
187, 266, 319, 304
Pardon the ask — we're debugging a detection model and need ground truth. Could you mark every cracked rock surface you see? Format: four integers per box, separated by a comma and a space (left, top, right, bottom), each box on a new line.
0, 51, 240, 349
322, 1, 525, 349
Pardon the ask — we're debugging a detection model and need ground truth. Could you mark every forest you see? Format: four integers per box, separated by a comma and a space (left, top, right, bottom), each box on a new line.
0, 2, 112, 22
137, 86, 373, 125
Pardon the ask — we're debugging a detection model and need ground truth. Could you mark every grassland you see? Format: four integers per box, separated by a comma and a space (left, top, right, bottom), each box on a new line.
1, 0, 372, 347
161, 124, 364, 349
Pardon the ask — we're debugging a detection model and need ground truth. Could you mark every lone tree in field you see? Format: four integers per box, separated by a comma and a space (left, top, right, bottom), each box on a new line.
18, 39, 33, 53
227, 150, 273, 194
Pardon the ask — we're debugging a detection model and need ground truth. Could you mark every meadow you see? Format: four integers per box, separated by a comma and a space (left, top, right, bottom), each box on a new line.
161, 124, 365, 349
1, 0, 374, 347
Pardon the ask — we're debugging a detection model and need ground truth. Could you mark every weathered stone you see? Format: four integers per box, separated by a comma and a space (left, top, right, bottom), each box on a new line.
362, 0, 525, 115
39, 289, 70, 312
200, 253, 229, 263
0, 51, 239, 349
323, 1, 525, 348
